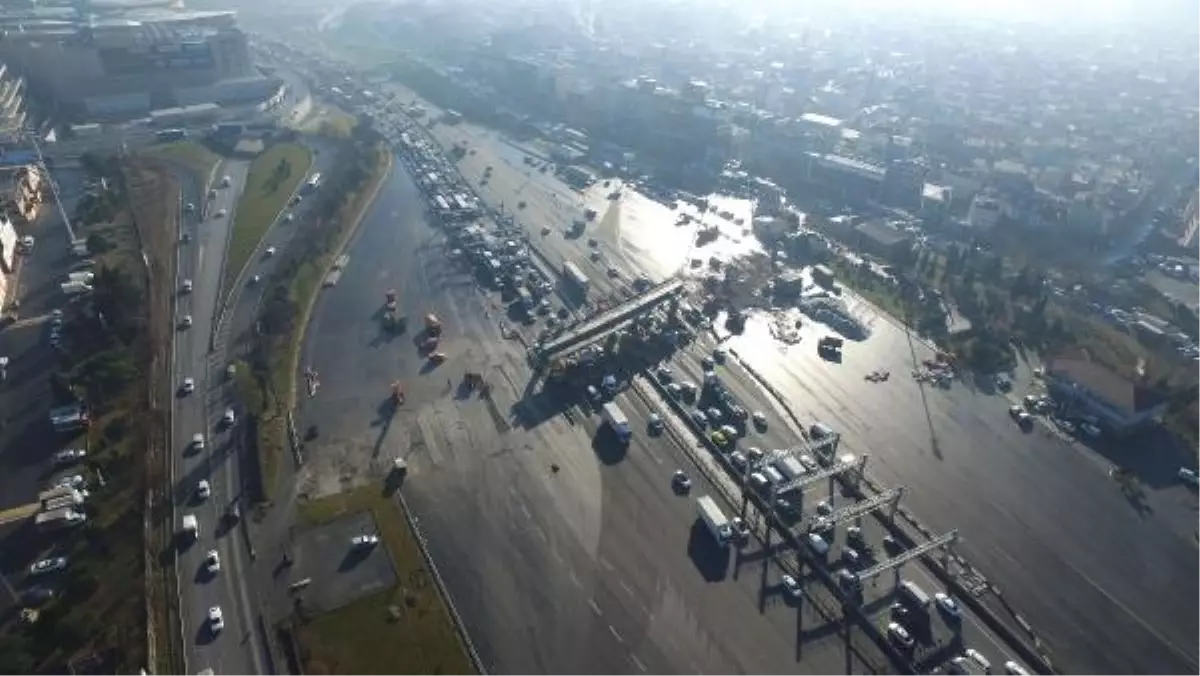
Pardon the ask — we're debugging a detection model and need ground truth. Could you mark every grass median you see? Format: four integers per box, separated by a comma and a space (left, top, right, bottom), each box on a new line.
141, 140, 222, 182
224, 142, 313, 297
293, 485, 475, 675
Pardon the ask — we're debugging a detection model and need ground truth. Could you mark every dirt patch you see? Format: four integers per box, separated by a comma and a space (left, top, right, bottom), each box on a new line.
123, 157, 181, 674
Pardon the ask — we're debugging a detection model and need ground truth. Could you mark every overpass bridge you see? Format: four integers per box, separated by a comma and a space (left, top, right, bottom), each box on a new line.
533, 277, 686, 366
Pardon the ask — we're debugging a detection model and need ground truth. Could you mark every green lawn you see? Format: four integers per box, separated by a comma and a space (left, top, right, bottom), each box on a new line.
141, 141, 222, 182
224, 142, 313, 295
295, 486, 474, 675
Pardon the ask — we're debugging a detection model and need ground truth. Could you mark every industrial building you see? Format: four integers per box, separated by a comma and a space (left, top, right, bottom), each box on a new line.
0, 2, 278, 119
1043, 354, 1167, 436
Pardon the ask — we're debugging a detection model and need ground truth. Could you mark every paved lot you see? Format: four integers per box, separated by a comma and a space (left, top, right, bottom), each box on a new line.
293, 511, 396, 613
0, 166, 87, 514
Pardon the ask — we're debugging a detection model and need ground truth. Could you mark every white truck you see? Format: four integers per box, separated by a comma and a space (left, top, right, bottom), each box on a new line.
35, 507, 86, 532
67, 271, 94, 284
61, 281, 93, 296
774, 455, 808, 481
181, 514, 199, 540
696, 495, 733, 545
600, 401, 632, 444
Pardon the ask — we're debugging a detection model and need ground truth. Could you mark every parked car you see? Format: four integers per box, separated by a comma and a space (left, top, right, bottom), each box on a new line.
29, 557, 68, 576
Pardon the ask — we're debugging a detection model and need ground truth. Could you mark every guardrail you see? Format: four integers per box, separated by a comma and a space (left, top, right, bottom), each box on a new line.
394, 491, 489, 674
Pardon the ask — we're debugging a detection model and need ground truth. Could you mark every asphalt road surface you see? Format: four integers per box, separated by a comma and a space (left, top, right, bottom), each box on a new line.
298, 156, 921, 674
375, 92, 1198, 674
170, 158, 267, 676
662, 337, 1023, 672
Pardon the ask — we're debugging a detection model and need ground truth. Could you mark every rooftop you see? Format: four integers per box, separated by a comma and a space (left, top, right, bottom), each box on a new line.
1044, 354, 1166, 415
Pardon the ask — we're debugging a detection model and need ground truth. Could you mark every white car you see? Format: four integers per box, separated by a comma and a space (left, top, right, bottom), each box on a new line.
1178, 468, 1198, 487
192, 433, 206, 451
179, 315, 193, 329
964, 649, 992, 673
221, 175, 232, 187
781, 574, 802, 599
181, 279, 193, 294
54, 474, 85, 489
935, 592, 961, 619
205, 549, 221, 574
29, 557, 68, 576
284, 213, 295, 223
815, 500, 833, 516
265, 246, 277, 257
214, 209, 227, 219
887, 622, 914, 649
52, 448, 87, 465
351, 534, 380, 548
1004, 661, 1030, 675
222, 408, 236, 426
196, 479, 211, 499
181, 377, 195, 394
208, 606, 224, 633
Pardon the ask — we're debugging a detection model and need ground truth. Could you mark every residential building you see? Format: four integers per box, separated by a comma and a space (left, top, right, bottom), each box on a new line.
966, 193, 1003, 230
852, 219, 911, 260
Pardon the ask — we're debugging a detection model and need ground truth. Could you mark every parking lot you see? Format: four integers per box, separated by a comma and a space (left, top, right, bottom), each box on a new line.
289, 511, 397, 613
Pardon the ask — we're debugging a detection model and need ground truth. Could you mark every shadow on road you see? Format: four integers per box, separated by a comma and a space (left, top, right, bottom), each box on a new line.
686, 521, 729, 582
589, 427, 628, 465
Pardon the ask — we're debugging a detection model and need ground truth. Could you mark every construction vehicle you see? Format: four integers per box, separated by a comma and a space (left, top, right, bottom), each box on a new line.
385, 289, 398, 311
391, 381, 405, 406
425, 313, 442, 336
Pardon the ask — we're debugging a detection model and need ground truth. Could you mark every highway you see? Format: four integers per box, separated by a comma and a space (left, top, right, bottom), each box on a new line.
662, 337, 1025, 672
170, 157, 266, 676
297, 155, 911, 674
370, 86, 1200, 674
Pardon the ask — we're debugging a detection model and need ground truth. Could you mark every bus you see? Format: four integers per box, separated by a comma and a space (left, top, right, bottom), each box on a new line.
302, 172, 322, 194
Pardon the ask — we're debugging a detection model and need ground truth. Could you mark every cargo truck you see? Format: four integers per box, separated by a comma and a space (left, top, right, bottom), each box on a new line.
61, 281, 92, 296
600, 401, 632, 444
696, 495, 733, 545
774, 455, 807, 481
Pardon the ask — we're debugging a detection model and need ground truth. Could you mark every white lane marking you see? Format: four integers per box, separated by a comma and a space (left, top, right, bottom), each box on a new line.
618, 579, 634, 597
519, 503, 531, 520
599, 557, 614, 572
568, 569, 582, 588
533, 526, 547, 543
608, 625, 624, 643
588, 599, 602, 616
630, 655, 647, 672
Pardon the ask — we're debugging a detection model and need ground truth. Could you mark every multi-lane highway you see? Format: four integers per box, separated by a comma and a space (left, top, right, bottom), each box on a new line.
170, 158, 269, 676
298, 146, 918, 674
420, 101, 1199, 674
366, 84, 1200, 674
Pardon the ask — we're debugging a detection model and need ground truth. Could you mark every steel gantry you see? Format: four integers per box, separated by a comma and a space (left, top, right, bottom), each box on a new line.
775, 450, 867, 496
853, 529, 960, 588
803, 486, 904, 533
